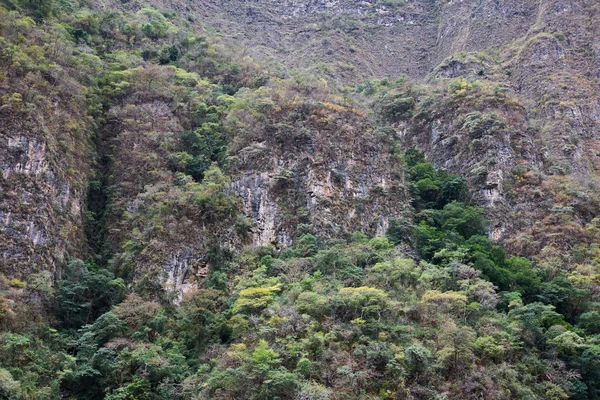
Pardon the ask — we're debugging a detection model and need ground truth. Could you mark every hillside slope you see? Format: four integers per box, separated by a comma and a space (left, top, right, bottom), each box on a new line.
1, 0, 600, 399
102, 0, 600, 261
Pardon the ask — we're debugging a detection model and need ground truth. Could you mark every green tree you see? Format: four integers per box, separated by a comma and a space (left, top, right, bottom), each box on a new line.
56, 260, 126, 329
578, 311, 600, 334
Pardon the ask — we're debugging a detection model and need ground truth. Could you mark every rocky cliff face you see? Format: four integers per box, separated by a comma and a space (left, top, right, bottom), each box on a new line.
414, 0, 600, 257
3, 0, 599, 291
131, 0, 598, 251
100, 70, 410, 298
174, 0, 598, 258
0, 109, 90, 277
0, 12, 94, 278
143, 0, 440, 79
207, 0, 599, 258
227, 87, 409, 247
144, 0, 596, 82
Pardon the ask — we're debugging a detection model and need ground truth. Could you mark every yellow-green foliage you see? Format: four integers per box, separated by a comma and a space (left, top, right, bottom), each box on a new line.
419, 290, 467, 320
448, 78, 476, 97
174, 68, 200, 87
334, 286, 390, 320
233, 285, 282, 313
8, 278, 26, 288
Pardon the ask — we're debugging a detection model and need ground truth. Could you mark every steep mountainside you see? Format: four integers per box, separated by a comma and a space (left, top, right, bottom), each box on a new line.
99, 0, 600, 260
192, 0, 600, 261
1, 0, 600, 399
0, 13, 95, 276
3, 0, 599, 287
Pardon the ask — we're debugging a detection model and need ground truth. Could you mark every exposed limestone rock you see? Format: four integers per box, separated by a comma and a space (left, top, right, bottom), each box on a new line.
163, 252, 208, 304
0, 115, 89, 277
232, 172, 287, 246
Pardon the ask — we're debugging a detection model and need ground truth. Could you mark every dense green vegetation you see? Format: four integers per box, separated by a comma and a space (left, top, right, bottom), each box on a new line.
1, 1, 600, 399
3, 149, 600, 398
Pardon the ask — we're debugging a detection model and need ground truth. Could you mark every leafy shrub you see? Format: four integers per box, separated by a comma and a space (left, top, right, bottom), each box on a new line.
233, 285, 282, 314
386, 217, 416, 245
461, 112, 506, 139
296, 291, 329, 319
332, 286, 390, 321
404, 150, 470, 209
